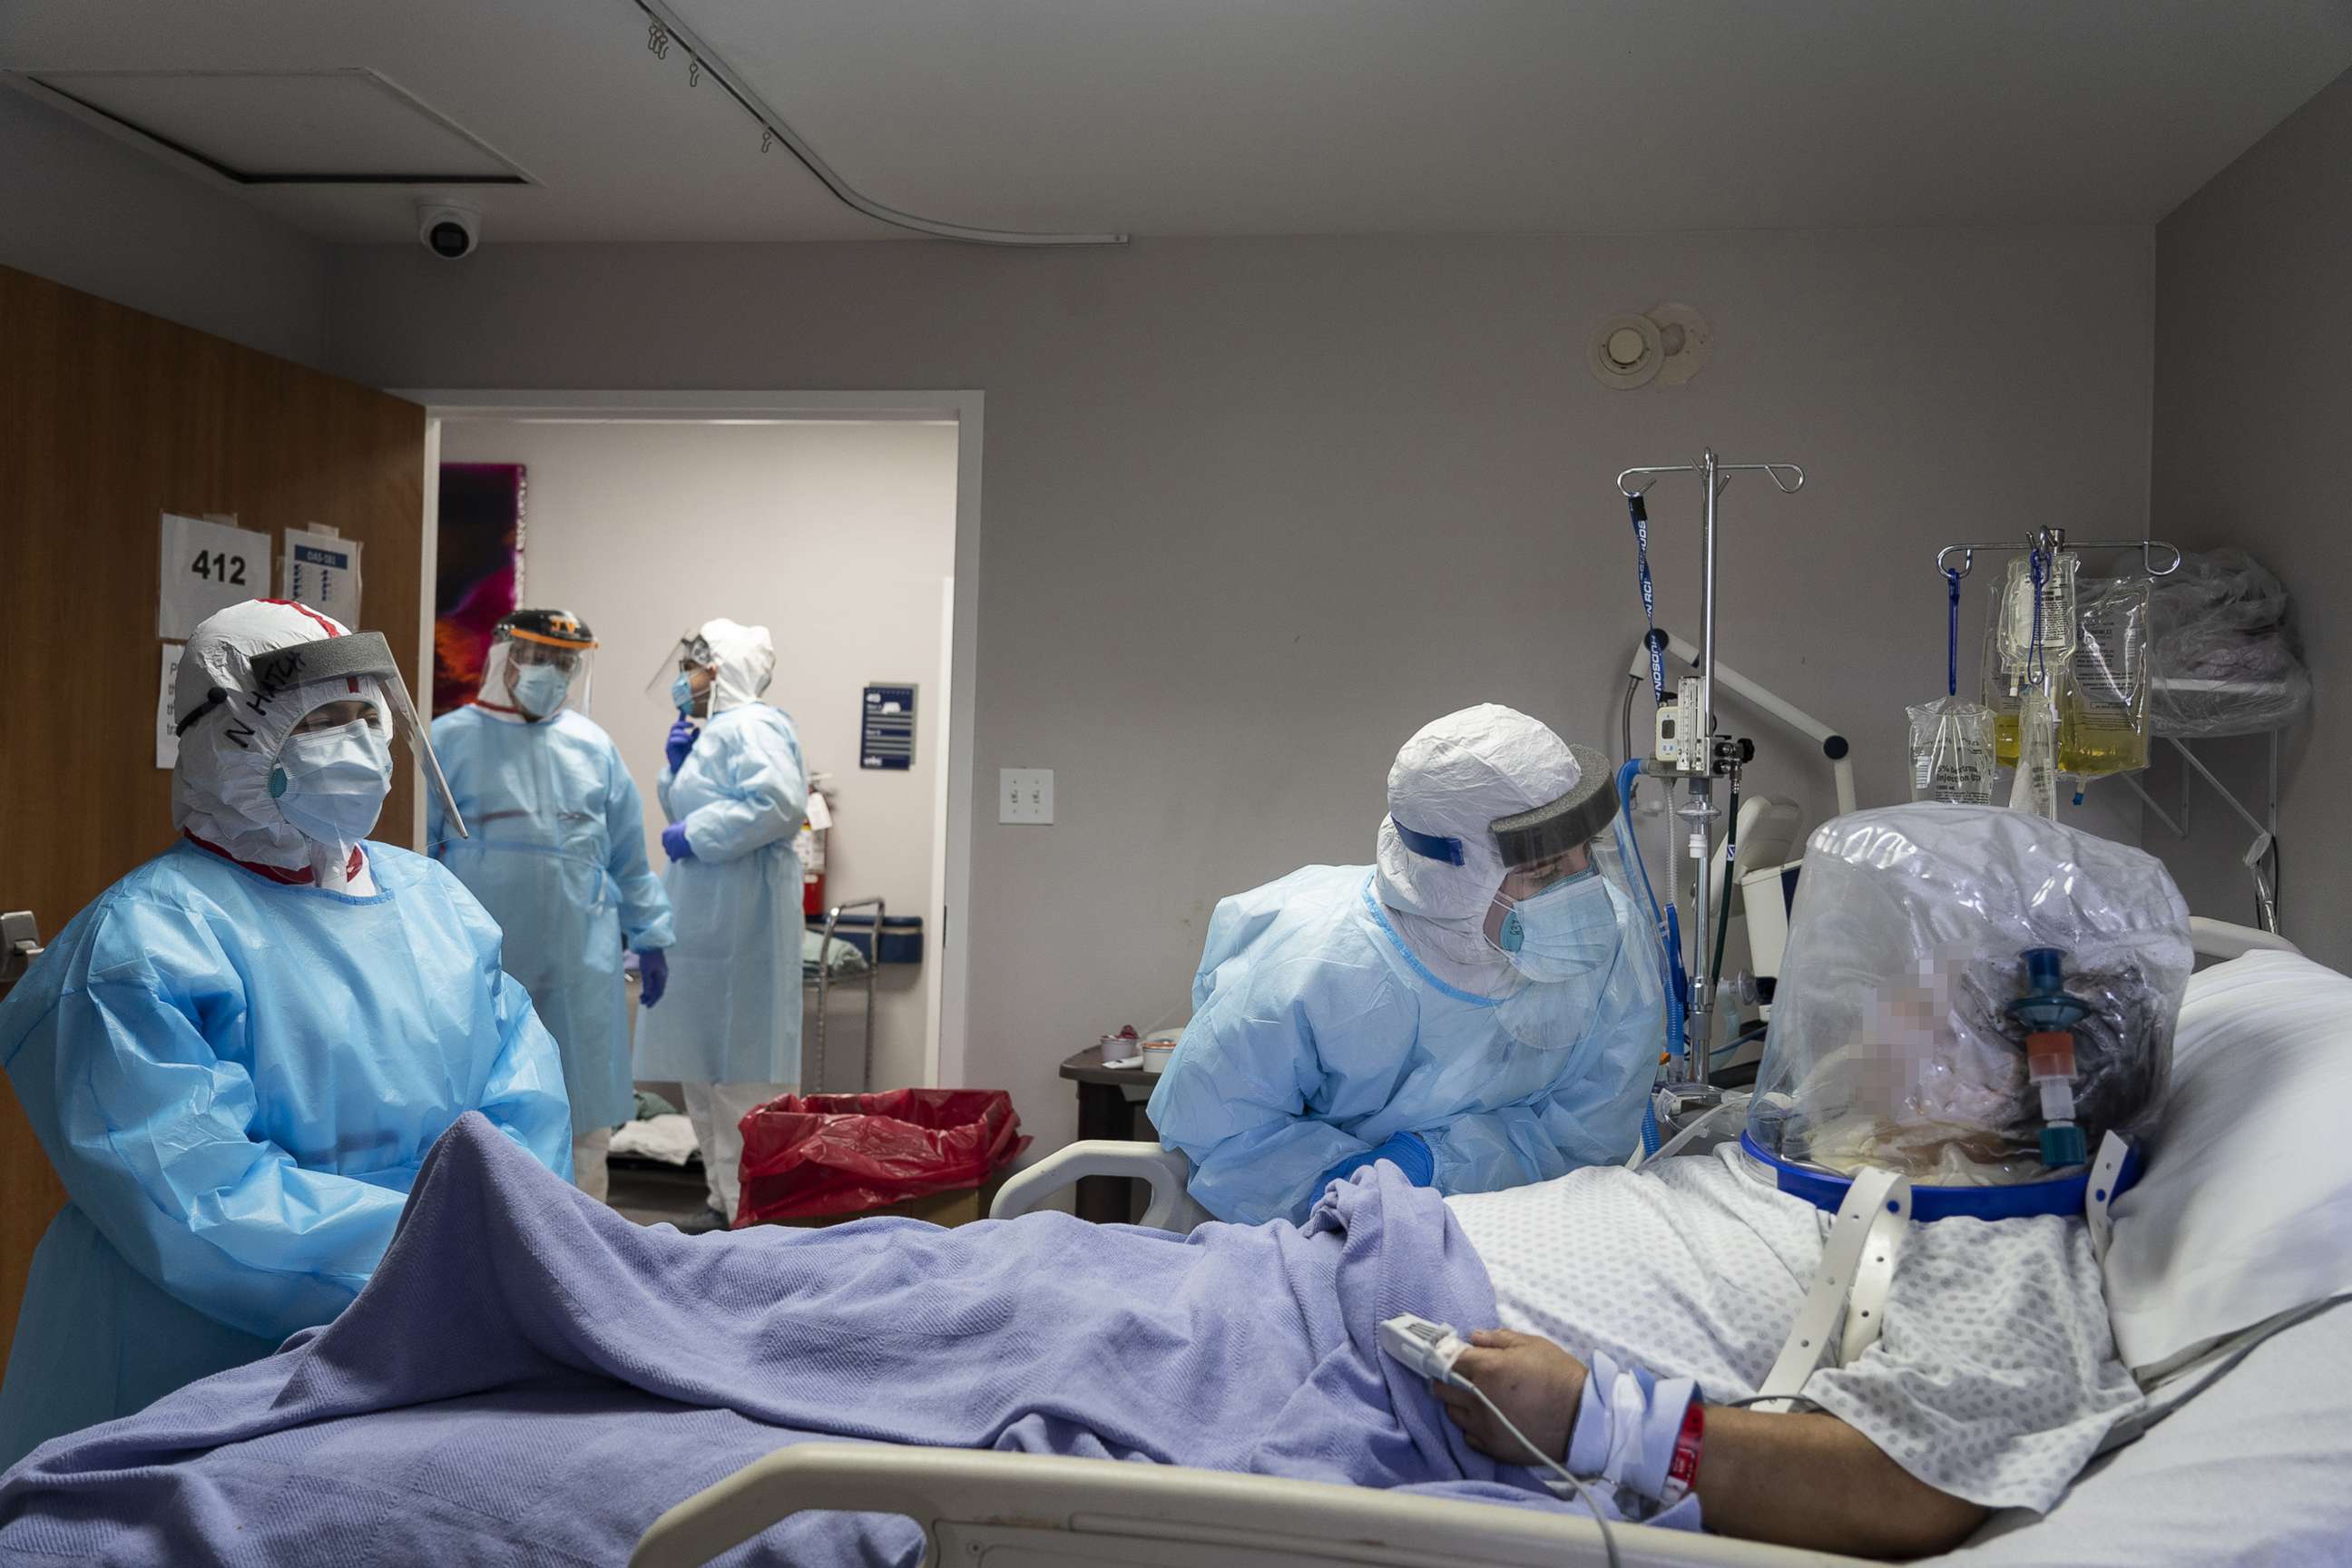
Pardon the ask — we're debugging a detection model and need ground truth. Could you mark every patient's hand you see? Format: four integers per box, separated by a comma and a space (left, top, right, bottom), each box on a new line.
1434, 1328, 1587, 1464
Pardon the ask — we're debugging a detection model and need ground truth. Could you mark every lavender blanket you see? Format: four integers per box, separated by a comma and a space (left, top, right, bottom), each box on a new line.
0, 1113, 1566, 1563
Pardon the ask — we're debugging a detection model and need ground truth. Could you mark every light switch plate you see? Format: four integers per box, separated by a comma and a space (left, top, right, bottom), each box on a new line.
999, 768, 1054, 824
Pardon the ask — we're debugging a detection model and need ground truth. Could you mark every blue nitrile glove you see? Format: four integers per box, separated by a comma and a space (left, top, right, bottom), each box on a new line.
661, 822, 694, 862
636, 948, 669, 1008
665, 718, 699, 772
1318, 1131, 1435, 1191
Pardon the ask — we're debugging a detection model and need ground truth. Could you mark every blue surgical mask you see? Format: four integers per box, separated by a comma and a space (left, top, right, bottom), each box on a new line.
270, 722, 393, 847
511, 662, 570, 719
671, 671, 696, 716
1492, 868, 1621, 983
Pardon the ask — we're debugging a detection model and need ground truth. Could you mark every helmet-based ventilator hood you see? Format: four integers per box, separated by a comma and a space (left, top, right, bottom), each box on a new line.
1743, 804, 2190, 1219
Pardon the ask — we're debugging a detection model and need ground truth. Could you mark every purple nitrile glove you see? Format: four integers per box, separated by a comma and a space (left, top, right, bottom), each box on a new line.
665, 718, 699, 772
661, 822, 694, 863
636, 947, 669, 1008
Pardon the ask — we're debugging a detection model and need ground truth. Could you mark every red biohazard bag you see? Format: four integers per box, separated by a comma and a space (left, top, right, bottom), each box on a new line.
734, 1088, 1029, 1225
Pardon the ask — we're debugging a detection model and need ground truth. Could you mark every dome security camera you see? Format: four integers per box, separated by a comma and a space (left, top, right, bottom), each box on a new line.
416, 203, 481, 260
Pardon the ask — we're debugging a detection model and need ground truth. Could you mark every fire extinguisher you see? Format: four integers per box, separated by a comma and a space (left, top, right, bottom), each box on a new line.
799, 780, 832, 917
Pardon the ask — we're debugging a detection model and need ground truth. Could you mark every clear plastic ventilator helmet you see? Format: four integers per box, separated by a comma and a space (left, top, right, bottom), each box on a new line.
479, 608, 596, 721
1740, 804, 2190, 1220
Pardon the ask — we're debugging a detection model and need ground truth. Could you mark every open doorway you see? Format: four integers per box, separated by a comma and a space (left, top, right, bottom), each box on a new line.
405, 392, 983, 1186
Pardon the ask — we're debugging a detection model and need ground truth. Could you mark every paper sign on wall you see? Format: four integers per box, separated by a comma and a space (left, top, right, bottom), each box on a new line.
158, 513, 270, 639
282, 526, 362, 626
155, 642, 186, 769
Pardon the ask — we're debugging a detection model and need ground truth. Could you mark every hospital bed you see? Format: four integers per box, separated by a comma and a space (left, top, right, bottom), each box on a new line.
632, 916, 2352, 1568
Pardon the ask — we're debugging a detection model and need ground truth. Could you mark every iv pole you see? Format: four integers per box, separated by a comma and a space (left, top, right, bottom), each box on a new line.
1616, 450, 1805, 1090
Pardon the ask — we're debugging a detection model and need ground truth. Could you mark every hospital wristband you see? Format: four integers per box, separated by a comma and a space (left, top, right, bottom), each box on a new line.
1658, 1399, 1705, 1508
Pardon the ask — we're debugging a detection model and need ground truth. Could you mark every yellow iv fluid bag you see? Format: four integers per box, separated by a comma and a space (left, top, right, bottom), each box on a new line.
2062, 576, 2151, 777
1983, 560, 2151, 779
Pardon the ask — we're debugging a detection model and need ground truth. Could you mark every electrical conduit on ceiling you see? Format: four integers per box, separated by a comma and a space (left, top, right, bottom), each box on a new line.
631, 0, 1128, 248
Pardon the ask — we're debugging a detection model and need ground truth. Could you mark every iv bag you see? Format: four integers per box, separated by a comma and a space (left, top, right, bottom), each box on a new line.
2009, 682, 2061, 821
1982, 623, 2023, 767
1907, 696, 1997, 805
1994, 552, 2081, 679
2063, 576, 2151, 777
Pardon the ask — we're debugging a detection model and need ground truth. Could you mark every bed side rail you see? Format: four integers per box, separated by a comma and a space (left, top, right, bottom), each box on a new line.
626, 1442, 1863, 1568
2189, 916, 2301, 961
987, 1138, 1211, 1232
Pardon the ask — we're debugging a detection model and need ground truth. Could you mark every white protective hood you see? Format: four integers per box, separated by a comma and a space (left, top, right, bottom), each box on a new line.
1373, 703, 1583, 991
172, 600, 390, 882
701, 617, 776, 716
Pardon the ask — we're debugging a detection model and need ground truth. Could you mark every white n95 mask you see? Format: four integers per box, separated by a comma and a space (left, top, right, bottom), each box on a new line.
271, 723, 393, 847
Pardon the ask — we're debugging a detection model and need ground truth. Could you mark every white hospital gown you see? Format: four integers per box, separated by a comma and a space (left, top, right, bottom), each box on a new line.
1444, 1144, 2143, 1513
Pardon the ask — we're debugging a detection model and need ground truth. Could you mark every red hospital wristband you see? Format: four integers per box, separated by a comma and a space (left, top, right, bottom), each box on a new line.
1660, 1399, 1706, 1507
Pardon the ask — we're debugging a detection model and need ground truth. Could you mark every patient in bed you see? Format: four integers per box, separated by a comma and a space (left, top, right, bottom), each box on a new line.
0, 808, 2180, 1565
1432, 805, 2187, 1556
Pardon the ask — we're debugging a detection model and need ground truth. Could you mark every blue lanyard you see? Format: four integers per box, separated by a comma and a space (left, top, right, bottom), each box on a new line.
2027, 548, 2048, 687
1629, 495, 1665, 701
1945, 569, 1962, 697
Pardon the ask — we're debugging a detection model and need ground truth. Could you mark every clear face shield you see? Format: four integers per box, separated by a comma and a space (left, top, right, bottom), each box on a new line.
645, 632, 718, 721
1483, 758, 1668, 1055
181, 630, 468, 839
484, 631, 594, 721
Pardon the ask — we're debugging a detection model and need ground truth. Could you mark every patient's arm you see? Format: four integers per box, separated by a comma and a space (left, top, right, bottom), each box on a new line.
1438, 1331, 1987, 1561
1690, 1405, 1986, 1559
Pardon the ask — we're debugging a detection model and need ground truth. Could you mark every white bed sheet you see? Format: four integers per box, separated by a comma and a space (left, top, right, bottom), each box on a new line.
1935, 1298, 2352, 1565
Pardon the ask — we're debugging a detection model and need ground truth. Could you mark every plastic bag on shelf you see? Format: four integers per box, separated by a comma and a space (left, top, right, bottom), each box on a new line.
2149, 548, 2311, 737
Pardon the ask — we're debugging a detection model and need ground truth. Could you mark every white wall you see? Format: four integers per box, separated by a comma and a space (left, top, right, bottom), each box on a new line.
0, 90, 328, 366
328, 227, 2156, 1152
436, 418, 959, 1088
2151, 68, 2352, 966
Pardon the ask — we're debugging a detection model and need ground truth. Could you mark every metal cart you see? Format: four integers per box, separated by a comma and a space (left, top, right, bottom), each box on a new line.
807, 896, 883, 1093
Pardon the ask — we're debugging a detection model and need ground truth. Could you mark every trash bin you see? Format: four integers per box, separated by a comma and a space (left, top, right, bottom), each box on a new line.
735, 1088, 1029, 1228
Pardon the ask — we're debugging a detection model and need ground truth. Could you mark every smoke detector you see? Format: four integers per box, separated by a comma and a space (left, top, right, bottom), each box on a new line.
1588, 313, 1663, 390
1588, 304, 1713, 390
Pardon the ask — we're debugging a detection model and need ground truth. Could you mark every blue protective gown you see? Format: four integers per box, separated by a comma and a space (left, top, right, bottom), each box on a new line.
428, 706, 676, 1136
632, 704, 808, 1084
1147, 865, 1662, 1226
0, 839, 573, 1468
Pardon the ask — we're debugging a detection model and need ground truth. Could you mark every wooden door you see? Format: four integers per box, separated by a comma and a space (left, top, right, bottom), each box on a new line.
0, 265, 425, 1370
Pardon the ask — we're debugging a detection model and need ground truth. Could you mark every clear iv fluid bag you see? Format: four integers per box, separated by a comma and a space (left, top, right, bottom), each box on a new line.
1995, 552, 2081, 681
1908, 696, 1996, 805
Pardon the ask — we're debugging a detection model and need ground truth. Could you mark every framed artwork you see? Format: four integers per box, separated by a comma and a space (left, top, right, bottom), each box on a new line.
433, 463, 526, 715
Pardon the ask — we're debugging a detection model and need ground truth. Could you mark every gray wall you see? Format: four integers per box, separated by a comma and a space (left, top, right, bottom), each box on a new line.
328, 228, 2155, 1149
437, 417, 957, 1088
0, 91, 328, 367
2152, 70, 2352, 967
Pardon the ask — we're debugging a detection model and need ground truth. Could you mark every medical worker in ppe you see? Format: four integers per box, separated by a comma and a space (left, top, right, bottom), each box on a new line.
429, 609, 674, 1204
1149, 704, 1665, 1225
634, 618, 809, 1228
0, 599, 573, 1470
